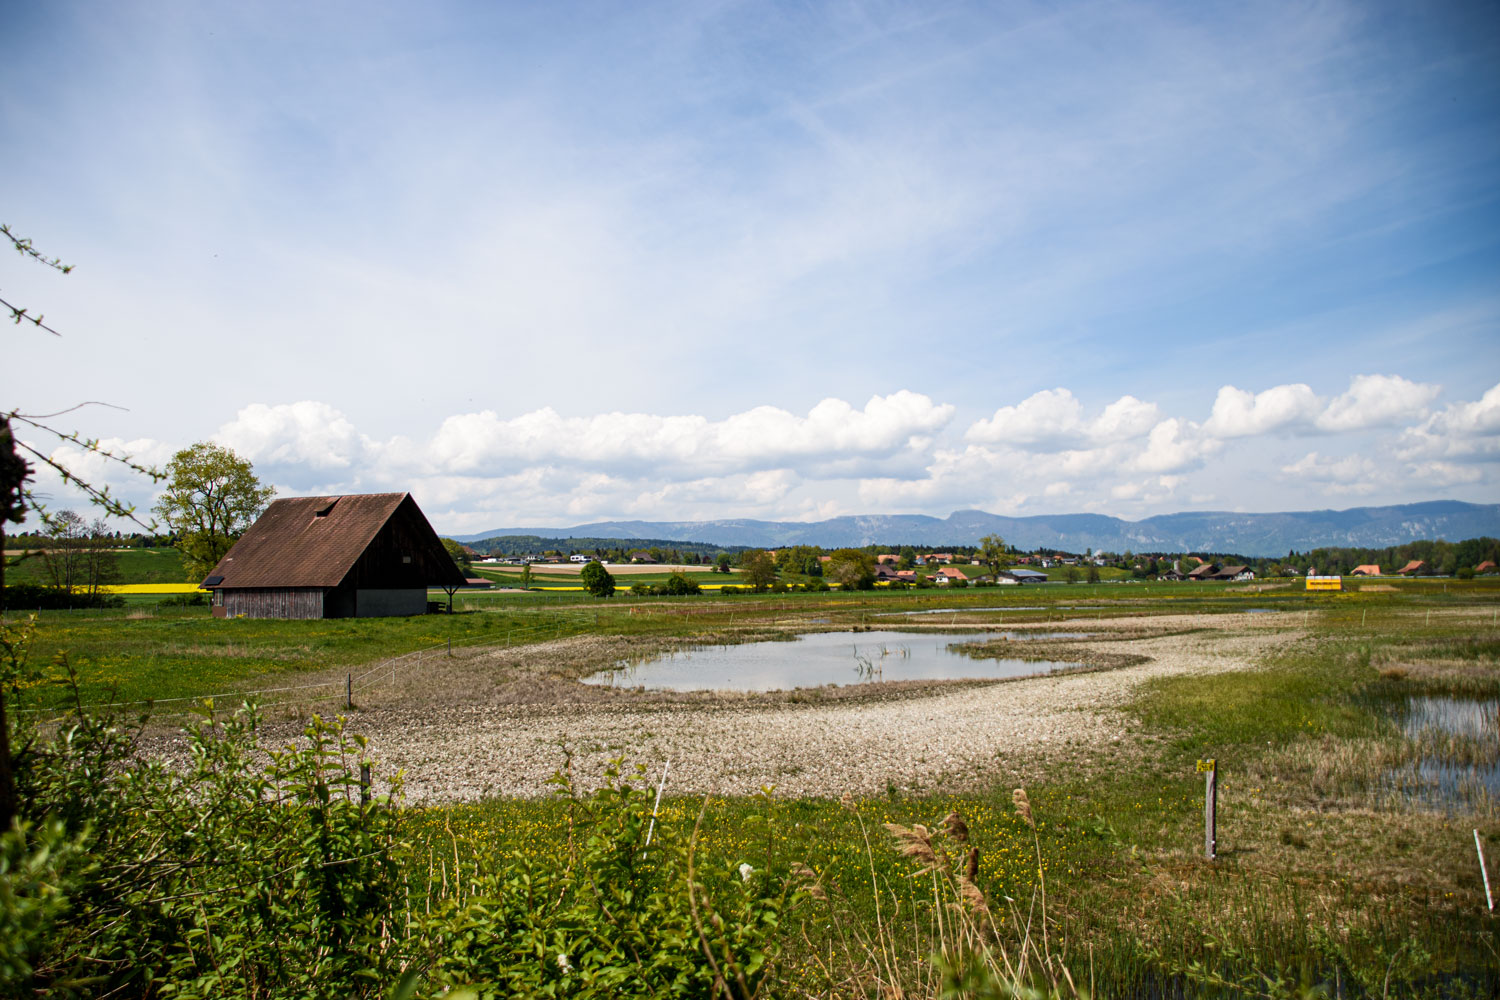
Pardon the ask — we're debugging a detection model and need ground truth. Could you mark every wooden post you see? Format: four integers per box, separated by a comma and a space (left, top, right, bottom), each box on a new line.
360, 763, 372, 806
1198, 758, 1217, 859
1477, 829, 1494, 912
345, 672, 352, 710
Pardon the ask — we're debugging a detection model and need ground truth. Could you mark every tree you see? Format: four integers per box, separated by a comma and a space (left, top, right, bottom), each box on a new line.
40, 510, 118, 597
715, 552, 732, 573
580, 560, 616, 597
977, 534, 1011, 579
153, 443, 275, 582
826, 549, 875, 590
1086, 564, 1100, 584
519, 563, 532, 591
739, 550, 777, 592
441, 538, 473, 572
660, 571, 700, 596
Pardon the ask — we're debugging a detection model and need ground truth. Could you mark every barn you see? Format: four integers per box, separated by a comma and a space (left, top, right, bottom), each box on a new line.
199, 492, 467, 619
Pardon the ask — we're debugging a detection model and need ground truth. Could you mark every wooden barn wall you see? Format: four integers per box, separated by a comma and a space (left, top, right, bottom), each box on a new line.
344, 497, 463, 590
223, 588, 324, 619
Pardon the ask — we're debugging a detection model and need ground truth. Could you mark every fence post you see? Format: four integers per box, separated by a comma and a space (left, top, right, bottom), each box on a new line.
345, 672, 352, 710
1198, 758, 1217, 859
361, 763, 372, 807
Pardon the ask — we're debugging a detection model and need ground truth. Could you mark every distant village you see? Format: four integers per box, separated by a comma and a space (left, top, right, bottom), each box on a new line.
463, 537, 1500, 584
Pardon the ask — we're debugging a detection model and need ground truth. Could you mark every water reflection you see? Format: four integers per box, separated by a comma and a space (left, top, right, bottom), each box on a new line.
1384, 694, 1500, 806
583, 630, 1085, 692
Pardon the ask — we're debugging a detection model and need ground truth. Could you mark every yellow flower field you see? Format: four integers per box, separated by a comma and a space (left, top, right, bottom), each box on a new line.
104, 583, 203, 595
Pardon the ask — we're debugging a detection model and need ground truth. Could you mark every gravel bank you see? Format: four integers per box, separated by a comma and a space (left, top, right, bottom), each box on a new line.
143, 614, 1295, 804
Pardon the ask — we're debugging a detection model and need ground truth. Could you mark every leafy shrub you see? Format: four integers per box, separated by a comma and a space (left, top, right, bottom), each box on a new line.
8, 694, 404, 999
1, 584, 122, 610
413, 760, 795, 999
157, 590, 207, 607
718, 586, 744, 595
661, 572, 701, 596
630, 582, 653, 596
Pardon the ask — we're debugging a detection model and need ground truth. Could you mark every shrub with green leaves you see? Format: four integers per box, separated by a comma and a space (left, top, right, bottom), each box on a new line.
7, 698, 404, 999
413, 760, 794, 999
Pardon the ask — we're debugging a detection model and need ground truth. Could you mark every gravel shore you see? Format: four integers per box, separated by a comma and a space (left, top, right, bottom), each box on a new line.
144, 614, 1293, 804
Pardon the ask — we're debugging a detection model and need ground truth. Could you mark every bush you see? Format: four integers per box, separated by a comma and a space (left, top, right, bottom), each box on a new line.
630, 582, 653, 596
802, 578, 829, 593
1, 584, 122, 610
6, 697, 405, 998
660, 572, 701, 596
718, 586, 744, 595
415, 760, 794, 998
158, 590, 207, 607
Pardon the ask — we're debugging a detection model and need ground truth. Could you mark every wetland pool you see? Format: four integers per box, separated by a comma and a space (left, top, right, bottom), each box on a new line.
582, 630, 1086, 692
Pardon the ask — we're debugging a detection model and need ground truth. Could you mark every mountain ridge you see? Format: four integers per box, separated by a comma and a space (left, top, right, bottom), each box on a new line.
450, 500, 1500, 558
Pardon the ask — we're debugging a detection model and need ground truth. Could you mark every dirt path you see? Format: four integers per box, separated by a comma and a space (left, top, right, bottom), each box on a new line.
251, 616, 1288, 803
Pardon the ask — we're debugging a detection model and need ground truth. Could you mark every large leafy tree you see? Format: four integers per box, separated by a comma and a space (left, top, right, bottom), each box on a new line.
738, 549, 777, 592
153, 443, 274, 581
826, 549, 875, 590
580, 559, 616, 597
978, 534, 1012, 579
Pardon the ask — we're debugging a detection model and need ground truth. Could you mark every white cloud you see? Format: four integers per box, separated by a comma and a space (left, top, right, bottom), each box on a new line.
1132, 419, 1220, 473
1315, 374, 1440, 432
215, 401, 379, 479
967, 389, 1158, 449
1203, 383, 1320, 437
1398, 381, 1500, 460
424, 391, 953, 476
1280, 451, 1381, 494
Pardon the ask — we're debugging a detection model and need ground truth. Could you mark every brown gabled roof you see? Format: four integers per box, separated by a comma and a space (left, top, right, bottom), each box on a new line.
1351, 564, 1381, 576
1397, 559, 1426, 575
1187, 562, 1217, 578
203, 493, 466, 589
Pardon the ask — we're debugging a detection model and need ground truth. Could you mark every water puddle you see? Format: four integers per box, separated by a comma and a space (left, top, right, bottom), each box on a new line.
583, 630, 1085, 692
1383, 695, 1500, 805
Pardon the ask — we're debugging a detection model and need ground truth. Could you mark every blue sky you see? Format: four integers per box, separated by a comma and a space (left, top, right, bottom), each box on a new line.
5, 0, 1498, 533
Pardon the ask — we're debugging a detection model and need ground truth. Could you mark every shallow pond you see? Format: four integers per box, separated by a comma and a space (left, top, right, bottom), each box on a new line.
582, 630, 1086, 692
1384, 695, 1500, 804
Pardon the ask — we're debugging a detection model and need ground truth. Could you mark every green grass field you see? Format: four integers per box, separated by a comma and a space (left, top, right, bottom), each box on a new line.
4, 545, 189, 585
9, 578, 1497, 995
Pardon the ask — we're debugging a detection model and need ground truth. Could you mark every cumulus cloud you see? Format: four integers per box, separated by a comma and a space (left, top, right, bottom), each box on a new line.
1315, 374, 1440, 432
1281, 451, 1381, 494
215, 402, 380, 480
424, 391, 954, 475
1132, 419, 1220, 473
1397, 381, 1500, 460
19, 372, 1492, 533
1203, 383, 1320, 437
966, 389, 1158, 449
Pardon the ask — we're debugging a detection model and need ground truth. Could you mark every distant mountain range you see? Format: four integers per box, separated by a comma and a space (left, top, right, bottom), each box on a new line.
452, 500, 1500, 558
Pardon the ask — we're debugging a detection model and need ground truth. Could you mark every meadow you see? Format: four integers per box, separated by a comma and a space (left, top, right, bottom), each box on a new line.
8, 578, 1499, 996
